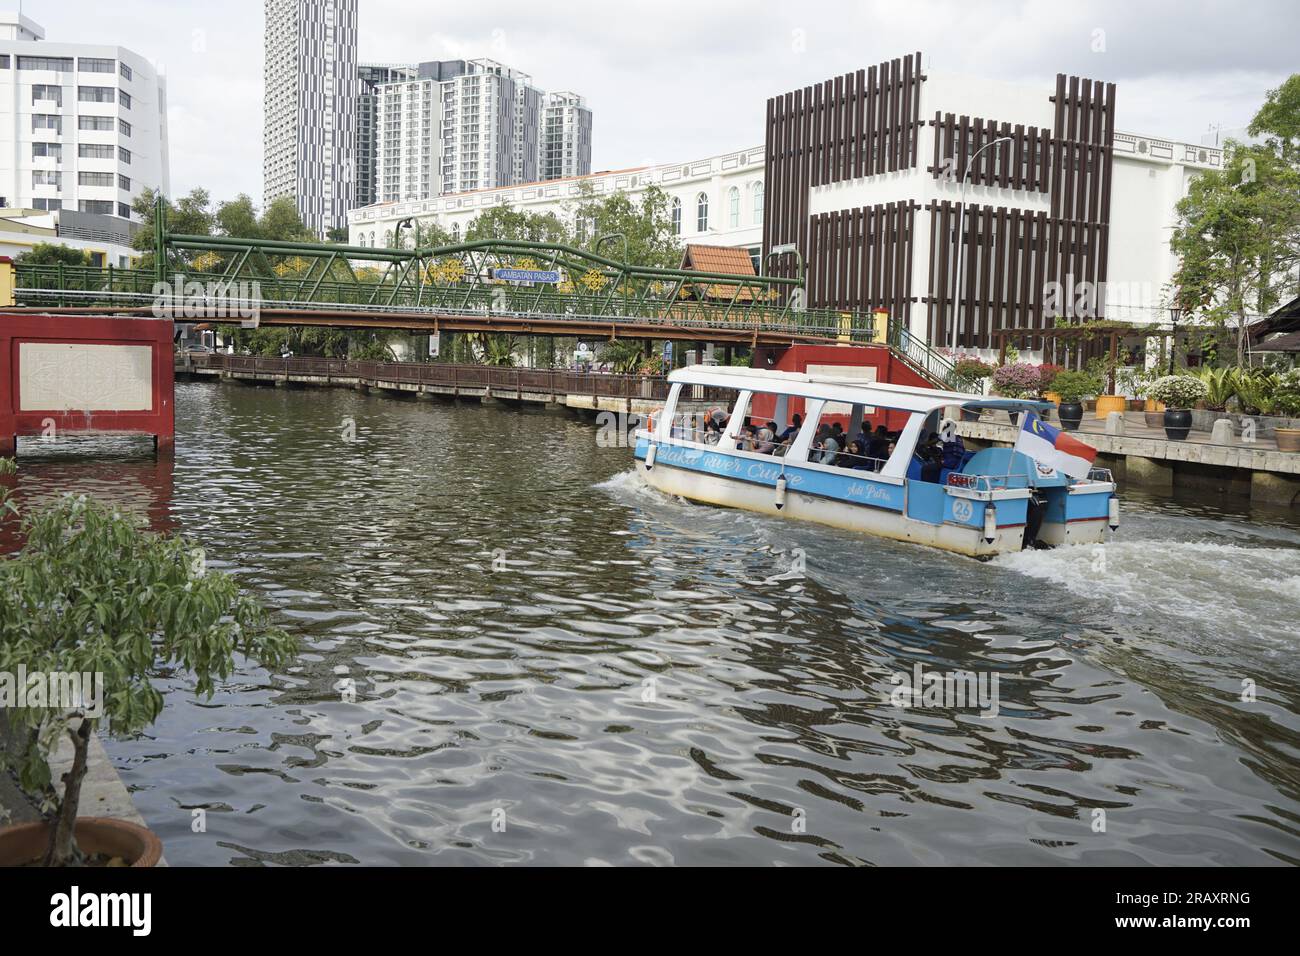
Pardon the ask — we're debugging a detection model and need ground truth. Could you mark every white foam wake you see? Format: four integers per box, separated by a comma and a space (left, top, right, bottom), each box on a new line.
995, 540, 1300, 648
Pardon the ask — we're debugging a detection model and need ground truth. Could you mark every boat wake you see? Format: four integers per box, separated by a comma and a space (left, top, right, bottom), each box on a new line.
995, 539, 1300, 651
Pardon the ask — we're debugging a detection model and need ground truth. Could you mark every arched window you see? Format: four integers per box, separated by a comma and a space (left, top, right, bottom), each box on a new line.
670, 197, 682, 236
696, 192, 709, 233
753, 182, 764, 223
451, 222, 460, 241
727, 186, 740, 228
383, 229, 394, 247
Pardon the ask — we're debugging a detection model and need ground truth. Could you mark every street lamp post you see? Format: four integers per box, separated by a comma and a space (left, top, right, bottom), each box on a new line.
950, 136, 1014, 356
1167, 305, 1182, 375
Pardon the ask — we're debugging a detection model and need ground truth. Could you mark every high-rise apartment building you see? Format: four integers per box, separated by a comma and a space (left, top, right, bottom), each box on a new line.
263, 0, 357, 237
541, 92, 591, 182
356, 63, 415, 208
0, 11, 169, 222
371, 58, 591, 206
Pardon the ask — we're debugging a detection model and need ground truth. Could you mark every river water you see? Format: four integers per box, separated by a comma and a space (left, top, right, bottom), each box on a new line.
8, 381, 1300, 866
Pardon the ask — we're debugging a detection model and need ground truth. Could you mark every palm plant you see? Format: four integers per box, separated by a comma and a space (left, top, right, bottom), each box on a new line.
1234, 369, 1278, 416
1192, 366, 1239, 411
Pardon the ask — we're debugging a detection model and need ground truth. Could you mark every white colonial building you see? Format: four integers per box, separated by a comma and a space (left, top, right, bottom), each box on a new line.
0, 10, 169, 224
349, 144, 766, 266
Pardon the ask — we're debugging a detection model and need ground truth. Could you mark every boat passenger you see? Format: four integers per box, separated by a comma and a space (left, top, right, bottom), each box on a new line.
756, 423, 777, 454
779, 414, 803, 442
816, 426, 840, 465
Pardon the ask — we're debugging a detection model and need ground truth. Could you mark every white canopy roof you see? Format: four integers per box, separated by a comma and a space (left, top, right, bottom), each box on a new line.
668, 365, 995, 414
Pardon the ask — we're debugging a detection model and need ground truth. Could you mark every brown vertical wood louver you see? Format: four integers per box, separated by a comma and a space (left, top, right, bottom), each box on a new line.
764, 51, 925, 326
764, 61, 1117, 355
922, 75, 1117, 354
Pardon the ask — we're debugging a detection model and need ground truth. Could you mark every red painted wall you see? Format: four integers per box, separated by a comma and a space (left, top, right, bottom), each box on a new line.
0, 314, 174, 456
748, 344, 938, 431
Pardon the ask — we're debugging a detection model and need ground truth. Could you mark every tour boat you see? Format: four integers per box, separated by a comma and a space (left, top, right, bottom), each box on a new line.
633, 366, 1119, 558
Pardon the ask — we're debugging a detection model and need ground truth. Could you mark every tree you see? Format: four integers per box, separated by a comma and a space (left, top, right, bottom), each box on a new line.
214, 193, 261, 240
1249, 73, 1300, 164
1171, 76, 1300, 366
567, 183, 682, 269
258, 195, 313, 242
464, 205, 569, 244
15, 243, 88, 267
0, 460, 295, 865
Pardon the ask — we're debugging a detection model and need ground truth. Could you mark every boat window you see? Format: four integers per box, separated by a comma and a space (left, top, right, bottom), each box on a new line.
667, 386, 744, 445
730, 390, 799, 455
805, 406, 898, 472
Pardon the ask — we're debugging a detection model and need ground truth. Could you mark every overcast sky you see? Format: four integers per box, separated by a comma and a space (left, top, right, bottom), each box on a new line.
28, 0, 1299, 203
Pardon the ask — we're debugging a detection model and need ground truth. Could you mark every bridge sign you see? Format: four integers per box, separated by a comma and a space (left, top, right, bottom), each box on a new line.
492, 267, 561, 284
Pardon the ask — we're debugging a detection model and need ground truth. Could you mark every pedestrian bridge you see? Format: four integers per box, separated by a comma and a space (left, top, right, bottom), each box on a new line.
9, 199, 957, 386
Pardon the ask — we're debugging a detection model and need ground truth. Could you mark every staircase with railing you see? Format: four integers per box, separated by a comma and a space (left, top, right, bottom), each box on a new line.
886, 320, 958, 389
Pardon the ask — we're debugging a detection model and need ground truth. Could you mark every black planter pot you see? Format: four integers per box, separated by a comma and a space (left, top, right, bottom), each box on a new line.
1058, 401, 1084, 431
1163, 408, 1192, 440
1007, 411, 1021, 426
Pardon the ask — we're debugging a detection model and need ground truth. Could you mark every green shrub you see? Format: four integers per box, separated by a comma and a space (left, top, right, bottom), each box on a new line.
1273, 369, 1300, 418
1049, 369, 1102, 403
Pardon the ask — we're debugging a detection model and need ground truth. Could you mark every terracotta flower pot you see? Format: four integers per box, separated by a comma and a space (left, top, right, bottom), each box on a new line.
1043, 391, 1062, 406
0, 817, 162, 868
1144, 398, 1166, 413
1094, 394, 1127, 420
1143, 410, 1165, 428
1276, 428, 1300, 453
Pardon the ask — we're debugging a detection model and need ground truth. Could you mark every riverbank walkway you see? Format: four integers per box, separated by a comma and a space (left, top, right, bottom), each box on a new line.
957, 410, 1300, 504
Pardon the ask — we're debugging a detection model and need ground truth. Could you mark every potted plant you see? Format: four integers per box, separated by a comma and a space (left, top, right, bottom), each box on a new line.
1037, 364, 1064, 405
1273, 369, 1300, 452
1088, 355, 1127, 420
991, 363, 1042, 423
951, 358, 995, 419
1147, 375, 1208, 440
0, 462, 296, 866
1049, 369, 1100, 431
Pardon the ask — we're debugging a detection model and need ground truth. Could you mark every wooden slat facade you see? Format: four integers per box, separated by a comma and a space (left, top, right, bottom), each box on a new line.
922, 74, 1117, 353
764, 60, 1117, 357
764, 51, 925, 324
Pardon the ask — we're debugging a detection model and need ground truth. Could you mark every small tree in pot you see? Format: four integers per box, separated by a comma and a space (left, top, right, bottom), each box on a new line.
1048, 369, 1101, 431
1147, 375, 1208, 440
0, 461, 296, 866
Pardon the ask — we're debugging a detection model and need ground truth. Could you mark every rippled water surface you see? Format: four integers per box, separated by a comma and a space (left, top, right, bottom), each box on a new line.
10, 381, 1300, 866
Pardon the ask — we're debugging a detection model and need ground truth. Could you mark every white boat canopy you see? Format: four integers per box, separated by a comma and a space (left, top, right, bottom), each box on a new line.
667, 366, 1052, 415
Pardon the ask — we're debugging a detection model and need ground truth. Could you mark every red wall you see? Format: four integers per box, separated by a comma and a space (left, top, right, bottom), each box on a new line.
747, 344, 937, 431
0, 314, 174, 456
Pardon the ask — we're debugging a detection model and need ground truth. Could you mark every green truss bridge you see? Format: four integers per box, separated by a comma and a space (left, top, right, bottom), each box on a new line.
7, 200, 957, 386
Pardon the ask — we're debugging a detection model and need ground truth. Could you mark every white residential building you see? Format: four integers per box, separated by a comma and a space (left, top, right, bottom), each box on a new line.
0, 11, 169, 223
541, 92, 591, 182
356, 63, 416, 209
264, 0, 357, 237
372, 58, 591, 204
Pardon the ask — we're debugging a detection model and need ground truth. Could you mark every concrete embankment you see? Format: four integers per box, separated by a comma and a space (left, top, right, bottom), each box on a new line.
955, 412, 1300, 505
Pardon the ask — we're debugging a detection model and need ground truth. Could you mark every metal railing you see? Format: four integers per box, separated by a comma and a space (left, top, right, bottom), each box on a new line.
179, 352, 747, 403
887, 319, 957, 389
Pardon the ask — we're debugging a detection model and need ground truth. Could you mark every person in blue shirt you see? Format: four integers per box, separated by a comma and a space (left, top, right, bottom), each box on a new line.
778, 414, 802, 443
